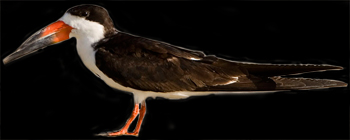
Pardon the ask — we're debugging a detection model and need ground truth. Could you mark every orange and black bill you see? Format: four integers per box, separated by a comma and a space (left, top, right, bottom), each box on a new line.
3, 21, 73, 64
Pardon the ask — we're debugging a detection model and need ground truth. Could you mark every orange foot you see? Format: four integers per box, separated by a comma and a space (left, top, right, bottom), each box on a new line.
95, 129, 139, 137
95, 101, 146, 137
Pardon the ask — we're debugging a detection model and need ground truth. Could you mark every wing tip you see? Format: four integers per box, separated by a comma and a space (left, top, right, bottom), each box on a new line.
329, 80, 348, 88
272, 77, 348, 90
322, 64, 344, 70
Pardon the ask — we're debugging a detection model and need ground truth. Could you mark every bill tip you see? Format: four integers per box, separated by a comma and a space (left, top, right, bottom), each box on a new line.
2, 57, 9, 65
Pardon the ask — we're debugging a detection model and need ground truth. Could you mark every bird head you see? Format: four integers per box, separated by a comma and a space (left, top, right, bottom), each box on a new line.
3, 4, 115, 64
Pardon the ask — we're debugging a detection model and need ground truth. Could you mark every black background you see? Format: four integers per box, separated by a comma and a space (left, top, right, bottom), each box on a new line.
1, 1, 349, 139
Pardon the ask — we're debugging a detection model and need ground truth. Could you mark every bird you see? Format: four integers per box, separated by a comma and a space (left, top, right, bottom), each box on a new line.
2, 4, 347, 137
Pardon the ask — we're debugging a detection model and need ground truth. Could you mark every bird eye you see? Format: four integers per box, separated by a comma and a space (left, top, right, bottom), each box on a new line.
81, 11, 89, 17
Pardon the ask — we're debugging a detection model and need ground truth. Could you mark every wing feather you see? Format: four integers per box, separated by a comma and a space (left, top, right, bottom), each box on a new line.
95, 32, 346, 92
95, 33, 248, 92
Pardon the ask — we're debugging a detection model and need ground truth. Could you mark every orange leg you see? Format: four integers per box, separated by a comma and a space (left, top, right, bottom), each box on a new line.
126, 100, 146, 136
97, 101, 147, 137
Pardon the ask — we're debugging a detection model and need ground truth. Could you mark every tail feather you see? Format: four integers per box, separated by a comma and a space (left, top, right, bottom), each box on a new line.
239, 63, 343, 76
270, 76, 348, 90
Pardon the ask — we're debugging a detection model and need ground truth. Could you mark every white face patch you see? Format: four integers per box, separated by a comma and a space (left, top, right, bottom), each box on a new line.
59, 13, 105, 44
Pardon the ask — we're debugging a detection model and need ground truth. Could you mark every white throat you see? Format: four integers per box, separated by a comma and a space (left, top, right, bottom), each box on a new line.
59, 13, 106, 76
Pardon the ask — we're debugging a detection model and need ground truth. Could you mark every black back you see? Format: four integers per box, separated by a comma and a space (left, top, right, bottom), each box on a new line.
94, 32, 278, 92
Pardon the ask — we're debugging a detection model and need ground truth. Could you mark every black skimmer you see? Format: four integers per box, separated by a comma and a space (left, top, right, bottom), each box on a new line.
2, 3, 348, 138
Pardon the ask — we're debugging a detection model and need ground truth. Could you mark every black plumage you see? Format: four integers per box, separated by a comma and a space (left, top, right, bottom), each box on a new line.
94, 32, 346, 92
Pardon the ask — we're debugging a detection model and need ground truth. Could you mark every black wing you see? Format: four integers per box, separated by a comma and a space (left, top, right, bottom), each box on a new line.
95, 32, 345, 92
95, 32, 257, 92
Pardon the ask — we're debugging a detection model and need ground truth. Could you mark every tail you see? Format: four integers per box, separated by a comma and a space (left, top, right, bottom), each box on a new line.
174, 76, 347, 98
238, 63, 347, 90
239, 63, 343, 76
270, 76, 348, 90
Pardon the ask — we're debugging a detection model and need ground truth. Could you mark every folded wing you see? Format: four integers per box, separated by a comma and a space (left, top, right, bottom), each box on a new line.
95, 32, 347, 92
